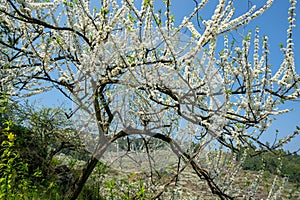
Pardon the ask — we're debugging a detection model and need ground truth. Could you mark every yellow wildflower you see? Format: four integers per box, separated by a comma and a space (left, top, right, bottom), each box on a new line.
7, 133, 15, 141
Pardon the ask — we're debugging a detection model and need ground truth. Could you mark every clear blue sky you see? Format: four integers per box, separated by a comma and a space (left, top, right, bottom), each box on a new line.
30, 0, 300, 152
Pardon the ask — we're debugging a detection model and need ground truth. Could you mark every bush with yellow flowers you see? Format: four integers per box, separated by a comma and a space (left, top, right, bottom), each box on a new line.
0, 94, 35, 199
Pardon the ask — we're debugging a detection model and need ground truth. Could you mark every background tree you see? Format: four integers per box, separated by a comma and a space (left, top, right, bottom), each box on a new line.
0, 0, 299, 199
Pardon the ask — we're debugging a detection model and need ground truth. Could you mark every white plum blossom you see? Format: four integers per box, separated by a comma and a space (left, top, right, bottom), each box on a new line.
0, 0, 299, 199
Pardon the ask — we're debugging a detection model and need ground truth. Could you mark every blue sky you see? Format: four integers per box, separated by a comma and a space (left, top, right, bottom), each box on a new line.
29, 0, 299, 152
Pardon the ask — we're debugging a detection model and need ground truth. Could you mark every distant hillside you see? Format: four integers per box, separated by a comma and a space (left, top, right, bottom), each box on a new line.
241, 149, 300, 183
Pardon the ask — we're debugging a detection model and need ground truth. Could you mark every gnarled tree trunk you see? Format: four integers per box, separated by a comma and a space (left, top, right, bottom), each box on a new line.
63, 156, 99, 200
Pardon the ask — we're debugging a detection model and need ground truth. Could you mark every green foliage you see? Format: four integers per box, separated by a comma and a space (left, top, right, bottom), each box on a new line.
241, 149, 300, 183
0, 137, 34, 199
103, 172, 149, 200
0, 97, 82, 199
0, 95, 37, 199
143, 0, 151, 7
281, 154, 300, 183
100, 8, 110, 16
78, 162, 149, 200
128, 13, 136, 23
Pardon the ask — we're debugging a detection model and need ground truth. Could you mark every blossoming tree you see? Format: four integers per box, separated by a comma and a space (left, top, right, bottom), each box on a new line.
0, 0, 299, 199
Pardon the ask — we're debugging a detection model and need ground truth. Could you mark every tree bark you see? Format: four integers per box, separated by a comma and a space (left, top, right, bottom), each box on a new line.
63, 155, 99, 200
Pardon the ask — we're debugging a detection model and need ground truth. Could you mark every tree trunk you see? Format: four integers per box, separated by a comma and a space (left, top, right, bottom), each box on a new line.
63, 156, 98, 200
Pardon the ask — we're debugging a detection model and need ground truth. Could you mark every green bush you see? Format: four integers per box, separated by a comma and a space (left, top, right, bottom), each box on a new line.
0, 96, 36, 199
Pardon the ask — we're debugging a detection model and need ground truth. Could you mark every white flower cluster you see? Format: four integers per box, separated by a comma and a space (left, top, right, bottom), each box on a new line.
271, 0, 297, 87
0, 1, 299, 197
28, 2, 55, 8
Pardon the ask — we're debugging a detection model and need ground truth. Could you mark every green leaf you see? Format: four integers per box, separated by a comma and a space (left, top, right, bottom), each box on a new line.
279, 43, 284, 48
219, 49, 225, 56
245, 35, 251, 41
128, 13, 136, 22
100, 8, 109, 16
143, 0, 150, 7
55, 36, 63, 45
226, 89, 232, 94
